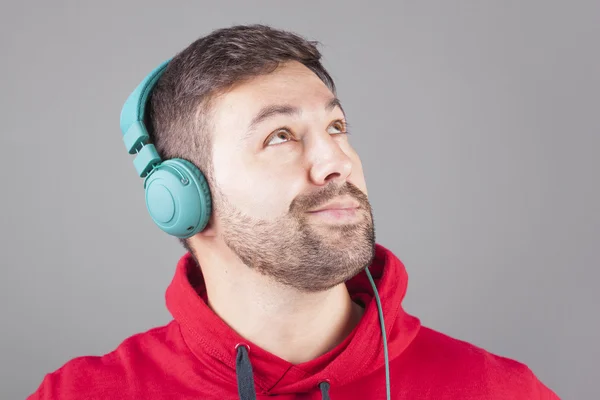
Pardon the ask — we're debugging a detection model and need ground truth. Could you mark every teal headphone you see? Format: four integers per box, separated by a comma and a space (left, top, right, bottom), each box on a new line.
119, 59, 212, 239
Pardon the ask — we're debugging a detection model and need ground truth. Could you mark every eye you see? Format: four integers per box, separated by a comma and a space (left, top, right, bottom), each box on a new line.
266, 129, 294, 146
266, 120, 349, 147
327, 120, 349, 135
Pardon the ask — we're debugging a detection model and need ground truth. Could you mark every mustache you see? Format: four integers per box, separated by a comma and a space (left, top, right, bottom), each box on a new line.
290, 181, 370, 214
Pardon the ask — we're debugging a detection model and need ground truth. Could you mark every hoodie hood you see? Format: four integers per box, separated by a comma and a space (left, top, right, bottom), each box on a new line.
165, 243, 421, 396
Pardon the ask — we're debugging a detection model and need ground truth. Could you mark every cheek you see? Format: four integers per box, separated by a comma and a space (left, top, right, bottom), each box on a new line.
344, 147, 368, 195
350, 167, 368, 196
213, 155, 297, 219
252, 177, 297, 218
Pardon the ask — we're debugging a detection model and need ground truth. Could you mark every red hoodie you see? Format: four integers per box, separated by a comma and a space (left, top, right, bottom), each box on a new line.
28, 243, 559, 399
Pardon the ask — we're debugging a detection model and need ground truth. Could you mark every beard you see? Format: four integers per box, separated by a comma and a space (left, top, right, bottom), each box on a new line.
214, 181, 376, 293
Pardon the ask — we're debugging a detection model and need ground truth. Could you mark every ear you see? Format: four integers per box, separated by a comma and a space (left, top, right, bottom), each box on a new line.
197, 211, 218, 237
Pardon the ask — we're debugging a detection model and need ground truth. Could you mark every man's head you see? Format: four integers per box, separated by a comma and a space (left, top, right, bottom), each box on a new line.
147, 24, 375, 292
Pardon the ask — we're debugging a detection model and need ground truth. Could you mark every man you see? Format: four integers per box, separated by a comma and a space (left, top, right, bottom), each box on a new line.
28, 24, 559, 399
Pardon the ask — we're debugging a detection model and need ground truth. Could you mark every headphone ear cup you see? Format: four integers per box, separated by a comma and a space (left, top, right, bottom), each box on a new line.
144, 159, 212, 239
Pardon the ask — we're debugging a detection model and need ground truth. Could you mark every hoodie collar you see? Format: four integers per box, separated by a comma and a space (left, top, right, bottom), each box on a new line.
165, 243, 421, 394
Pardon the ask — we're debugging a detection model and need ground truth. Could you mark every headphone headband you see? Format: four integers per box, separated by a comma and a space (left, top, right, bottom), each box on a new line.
119, 59, 171, 177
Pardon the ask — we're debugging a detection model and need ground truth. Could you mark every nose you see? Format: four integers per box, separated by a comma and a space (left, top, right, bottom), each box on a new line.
308, 134, 353, 186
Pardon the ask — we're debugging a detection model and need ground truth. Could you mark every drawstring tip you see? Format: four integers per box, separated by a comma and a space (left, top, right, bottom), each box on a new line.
319, 381, 331, 400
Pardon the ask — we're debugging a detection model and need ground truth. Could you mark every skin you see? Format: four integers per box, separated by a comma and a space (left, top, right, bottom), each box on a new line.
187, 60, 376, 364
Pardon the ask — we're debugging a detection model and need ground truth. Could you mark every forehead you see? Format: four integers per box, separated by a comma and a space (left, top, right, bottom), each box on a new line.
209, 61, 336, 135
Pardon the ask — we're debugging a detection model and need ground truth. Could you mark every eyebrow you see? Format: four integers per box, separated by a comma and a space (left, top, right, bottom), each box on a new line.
244, 97, 346, 139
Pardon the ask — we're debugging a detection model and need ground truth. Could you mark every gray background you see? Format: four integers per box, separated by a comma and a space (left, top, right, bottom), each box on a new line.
1, 1, 598, 399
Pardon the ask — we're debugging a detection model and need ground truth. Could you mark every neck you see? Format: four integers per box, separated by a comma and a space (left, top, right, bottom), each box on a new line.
193, 242, 364, 364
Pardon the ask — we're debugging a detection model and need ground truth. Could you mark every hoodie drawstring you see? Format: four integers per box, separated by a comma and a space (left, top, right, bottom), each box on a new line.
234, 266, 390, 400
236, 345, 257, 400
235, 345, 332, 400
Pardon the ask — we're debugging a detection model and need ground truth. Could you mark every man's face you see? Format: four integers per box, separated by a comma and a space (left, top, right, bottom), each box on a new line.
208, 61, 375, 292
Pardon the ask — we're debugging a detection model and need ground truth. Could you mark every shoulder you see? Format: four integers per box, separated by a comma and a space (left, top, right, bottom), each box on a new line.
410, 326, 529, 373
404, 326, 559, 399
27, 322, 180, 400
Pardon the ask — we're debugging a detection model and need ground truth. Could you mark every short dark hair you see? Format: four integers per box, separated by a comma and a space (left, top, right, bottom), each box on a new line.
145, 24, 337, 252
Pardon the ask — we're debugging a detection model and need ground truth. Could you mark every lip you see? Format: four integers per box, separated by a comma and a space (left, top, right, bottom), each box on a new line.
306, 206, 360, 223
307, 197, 360, 213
